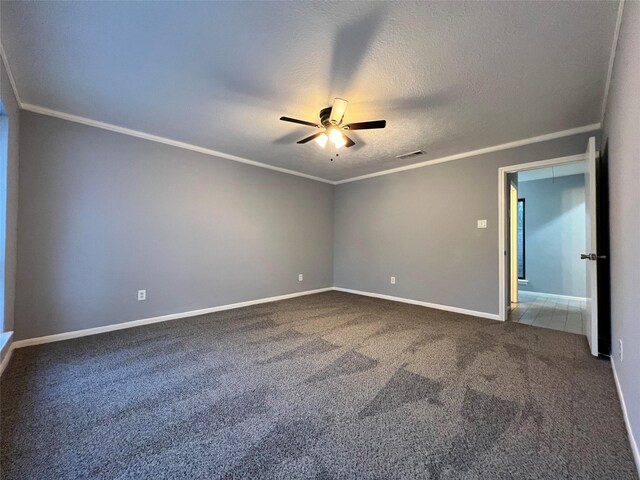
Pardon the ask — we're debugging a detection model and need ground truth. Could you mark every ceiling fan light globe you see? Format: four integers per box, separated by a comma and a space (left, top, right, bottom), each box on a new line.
328, 128, 342, 143
315, 133, 328, 148
328, 128, 347, 149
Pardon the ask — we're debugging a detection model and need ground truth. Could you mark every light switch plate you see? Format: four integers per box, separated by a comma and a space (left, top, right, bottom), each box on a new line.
477, 219, 487, 229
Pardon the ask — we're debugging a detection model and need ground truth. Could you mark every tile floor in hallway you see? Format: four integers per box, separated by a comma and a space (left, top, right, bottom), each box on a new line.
508, 291, 586, 334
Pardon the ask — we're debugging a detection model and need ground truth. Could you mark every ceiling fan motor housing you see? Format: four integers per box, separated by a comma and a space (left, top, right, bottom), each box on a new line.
319, 107, 337, 127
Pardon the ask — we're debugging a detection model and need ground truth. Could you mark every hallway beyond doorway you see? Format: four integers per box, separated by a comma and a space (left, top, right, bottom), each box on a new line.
508, 291, 586, 334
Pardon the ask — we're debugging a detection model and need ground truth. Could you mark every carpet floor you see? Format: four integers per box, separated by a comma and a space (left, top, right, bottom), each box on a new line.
1, 291, 637, 479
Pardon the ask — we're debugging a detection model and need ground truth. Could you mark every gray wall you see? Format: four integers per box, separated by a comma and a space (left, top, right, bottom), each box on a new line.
334, 132, 596, 316
518, 174, 586, 297
0, 60, 19, 334
15, 112, 333, 340
602, 1, 640, 464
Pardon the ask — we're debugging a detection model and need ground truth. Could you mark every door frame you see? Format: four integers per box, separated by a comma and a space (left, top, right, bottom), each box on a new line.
509, 180, 519, 306
497, 153, 589, 321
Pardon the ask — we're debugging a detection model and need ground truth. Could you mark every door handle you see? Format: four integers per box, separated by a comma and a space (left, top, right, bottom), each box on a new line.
580, 253, 607, 260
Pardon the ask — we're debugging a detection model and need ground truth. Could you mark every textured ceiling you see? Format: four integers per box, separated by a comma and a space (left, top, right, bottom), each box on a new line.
1, 1, 618, 181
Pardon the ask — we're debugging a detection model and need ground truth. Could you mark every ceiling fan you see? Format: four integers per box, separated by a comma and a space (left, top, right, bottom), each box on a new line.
280, 98, 386, 149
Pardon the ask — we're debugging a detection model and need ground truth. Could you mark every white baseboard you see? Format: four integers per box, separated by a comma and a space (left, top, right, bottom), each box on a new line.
0, 331, 14, 376
9, 286, 500, 352
519, 291, 587, 302
611, 359, 640, 474
11, 287, 332, 350
7, 286, 498, 366
332, 287, 501, 321
0, 345, 13, 376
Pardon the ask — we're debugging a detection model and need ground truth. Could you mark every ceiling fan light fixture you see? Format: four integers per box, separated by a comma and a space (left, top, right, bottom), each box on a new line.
333, 135, 347, 149
315, 133, 329, 148
328, 128, 345, 148
280, 97, 386, 150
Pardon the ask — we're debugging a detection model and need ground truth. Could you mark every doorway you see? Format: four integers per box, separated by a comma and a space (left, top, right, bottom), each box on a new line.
509, 161, 587, 333
498, 138, 600, 355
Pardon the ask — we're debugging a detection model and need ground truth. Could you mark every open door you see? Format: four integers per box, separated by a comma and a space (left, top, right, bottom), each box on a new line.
509, 181, 519, 305
582, 136, 601, 357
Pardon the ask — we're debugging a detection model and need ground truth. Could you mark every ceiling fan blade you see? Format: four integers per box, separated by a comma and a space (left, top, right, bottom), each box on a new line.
329, 98, 348, 125
280, 116, 320, 128
343, 120, 386, 130
343, 134, 356, 148
297, 132, 325, 144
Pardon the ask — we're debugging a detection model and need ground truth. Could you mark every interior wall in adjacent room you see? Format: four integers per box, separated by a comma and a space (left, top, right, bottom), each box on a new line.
517, 174, 586, 298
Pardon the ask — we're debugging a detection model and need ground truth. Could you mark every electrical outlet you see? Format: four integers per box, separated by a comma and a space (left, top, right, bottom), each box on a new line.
619, 339, 623, 362
138, 290, 146, 301
477, 219, 487, 229
390, 276, 396, 285
298, 274, 303, 282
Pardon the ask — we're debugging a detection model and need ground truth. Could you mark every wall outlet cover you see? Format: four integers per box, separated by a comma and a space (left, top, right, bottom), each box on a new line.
390, 276, 396, 285
477, 219, 488, 229
138, 290, 146, 301
298, 274, 303, 282
619, 339, 623, 362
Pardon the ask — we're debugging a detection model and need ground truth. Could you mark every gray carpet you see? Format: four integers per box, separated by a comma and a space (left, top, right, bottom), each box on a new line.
1, 291, 637, 479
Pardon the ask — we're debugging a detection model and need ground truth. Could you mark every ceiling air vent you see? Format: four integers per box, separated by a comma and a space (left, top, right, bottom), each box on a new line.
395, 150, 425, 159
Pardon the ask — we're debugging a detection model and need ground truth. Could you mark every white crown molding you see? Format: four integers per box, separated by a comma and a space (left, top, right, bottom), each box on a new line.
5, 36, 331, 185
21, 103, 335, 184
3, 37, 603, 187
335, 123, 601, 185
601, 1, 625, 125
24, 103, 602, 187
0, 40, 22, 106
